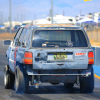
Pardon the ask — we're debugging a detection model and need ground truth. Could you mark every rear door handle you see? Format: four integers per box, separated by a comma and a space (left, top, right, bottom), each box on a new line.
56, 62, 64, 65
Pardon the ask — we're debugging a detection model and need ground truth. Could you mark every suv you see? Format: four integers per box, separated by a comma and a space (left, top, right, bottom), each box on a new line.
4, 24, 94, 93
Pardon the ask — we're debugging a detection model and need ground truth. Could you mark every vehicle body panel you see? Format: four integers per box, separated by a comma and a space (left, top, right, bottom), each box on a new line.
5, 25, 93, 84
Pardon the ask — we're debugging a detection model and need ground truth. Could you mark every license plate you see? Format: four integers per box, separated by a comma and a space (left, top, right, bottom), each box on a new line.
53, 53, 67, 60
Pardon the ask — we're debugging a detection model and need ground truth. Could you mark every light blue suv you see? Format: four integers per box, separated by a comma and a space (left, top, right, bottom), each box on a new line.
4, 25, 94, 93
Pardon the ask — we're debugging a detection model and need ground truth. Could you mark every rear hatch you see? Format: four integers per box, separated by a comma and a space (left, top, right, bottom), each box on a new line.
32, 48, 90, 69
31, 29, 90, 69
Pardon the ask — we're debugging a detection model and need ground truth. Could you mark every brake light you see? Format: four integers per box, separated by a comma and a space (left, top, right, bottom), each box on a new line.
23, 52, 33, 64
88, 52, 94, 64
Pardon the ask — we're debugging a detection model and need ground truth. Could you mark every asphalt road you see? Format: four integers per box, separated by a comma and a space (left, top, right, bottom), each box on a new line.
0, 40, 100, 100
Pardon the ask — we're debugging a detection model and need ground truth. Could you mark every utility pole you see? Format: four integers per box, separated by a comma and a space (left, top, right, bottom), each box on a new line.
0, 12, 3, 24
9, 0, 11, 33
49, 9, 52, 21
51, 0, 53, 24
24, 14, 25, 21
92, 12, 94, 20
63, 10, 64, 16
21, 13, 22, 22
50, 9, 51, 17
34, 14, 36, 20
17, 14, 18, 21
80, 10, 81, 16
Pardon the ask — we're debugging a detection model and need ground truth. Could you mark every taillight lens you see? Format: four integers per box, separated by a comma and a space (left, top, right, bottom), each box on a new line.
23, 52, 33, 64
88, 52, 94, 64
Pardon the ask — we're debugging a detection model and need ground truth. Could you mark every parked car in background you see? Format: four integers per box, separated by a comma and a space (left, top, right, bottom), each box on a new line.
6, 27, 13, 33
6, 25, 21, 33
6, 26, 11, 32
12, 25, 21, 33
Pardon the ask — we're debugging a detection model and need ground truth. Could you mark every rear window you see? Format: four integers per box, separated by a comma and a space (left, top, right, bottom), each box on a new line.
32, 30, 88, 48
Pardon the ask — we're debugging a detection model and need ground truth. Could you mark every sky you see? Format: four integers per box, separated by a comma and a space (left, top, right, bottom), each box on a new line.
0, 0, 100, 23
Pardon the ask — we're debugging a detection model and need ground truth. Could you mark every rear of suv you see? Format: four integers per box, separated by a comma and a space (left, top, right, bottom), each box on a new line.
4, 24, 94, 93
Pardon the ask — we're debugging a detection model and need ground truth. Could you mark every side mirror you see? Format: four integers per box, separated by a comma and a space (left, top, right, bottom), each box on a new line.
3, 40, 11, 46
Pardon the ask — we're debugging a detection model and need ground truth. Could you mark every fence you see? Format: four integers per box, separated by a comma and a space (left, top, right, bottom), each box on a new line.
86, 27, 100, 42
0, 29, 16, 34
0, 29, 7, 34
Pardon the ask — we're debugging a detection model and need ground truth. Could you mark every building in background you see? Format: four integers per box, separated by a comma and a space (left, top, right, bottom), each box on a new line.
94, 12, 100, 23
32, 19, 51, 24
47, 15, 76, 25
2, 12, 100, 28
76, 12, 100, 23
86, 13, 93, 19
3, 21, 22, 29
76, 15, 86, 21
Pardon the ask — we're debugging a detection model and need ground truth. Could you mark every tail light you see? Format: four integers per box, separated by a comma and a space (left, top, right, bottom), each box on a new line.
88, 51, 94, 64
23, 52, 33, 64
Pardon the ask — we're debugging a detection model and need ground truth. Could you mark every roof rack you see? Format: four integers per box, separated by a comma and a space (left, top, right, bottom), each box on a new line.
32, 24, 78, 27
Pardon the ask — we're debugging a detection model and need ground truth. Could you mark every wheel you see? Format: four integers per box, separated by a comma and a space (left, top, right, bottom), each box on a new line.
80, 67, 94, 93
64, 83, 74, 89
4, 65, 15, 89
15, 65, 29, 93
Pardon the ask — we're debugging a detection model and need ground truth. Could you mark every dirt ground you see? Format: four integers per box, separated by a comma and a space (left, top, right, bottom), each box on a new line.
0, 33, 15, 40
0, 31, 100, 46
86, 29, 100, 46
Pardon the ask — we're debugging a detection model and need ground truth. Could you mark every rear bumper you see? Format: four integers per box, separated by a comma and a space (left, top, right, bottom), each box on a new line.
27, 67, 91, 77
26, 66, 92, 83
27, 72, 91, 77
27, 70, 91, 83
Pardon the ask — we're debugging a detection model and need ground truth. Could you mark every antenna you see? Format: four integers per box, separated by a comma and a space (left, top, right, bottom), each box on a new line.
9, 0, 12, 33
51, 0, 53, 24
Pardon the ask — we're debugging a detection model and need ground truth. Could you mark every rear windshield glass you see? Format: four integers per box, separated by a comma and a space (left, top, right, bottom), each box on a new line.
32, 30, 88, 48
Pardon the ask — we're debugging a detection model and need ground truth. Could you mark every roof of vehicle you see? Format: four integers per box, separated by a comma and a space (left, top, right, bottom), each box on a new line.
21, 24, 83, 30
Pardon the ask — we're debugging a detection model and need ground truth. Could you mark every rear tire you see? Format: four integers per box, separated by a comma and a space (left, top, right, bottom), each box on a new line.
4, 65, 15, 89
15, 65, 29, 93
80, 67, 94, 93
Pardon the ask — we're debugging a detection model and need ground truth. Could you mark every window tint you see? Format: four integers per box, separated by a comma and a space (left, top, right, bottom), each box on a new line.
27, 33, 32, 48
24, 29, 31, 41
22, 28, 32, 47
19, 28, 26, 46
32, 30, 88, 48
13, 28, 23, 46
